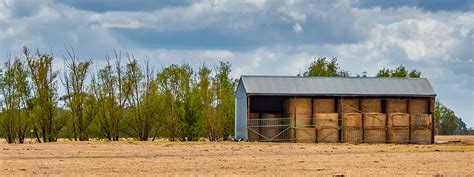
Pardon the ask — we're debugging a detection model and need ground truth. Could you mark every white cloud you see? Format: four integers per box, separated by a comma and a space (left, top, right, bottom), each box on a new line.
0, 0, 473, 126
293, 23, 303, 33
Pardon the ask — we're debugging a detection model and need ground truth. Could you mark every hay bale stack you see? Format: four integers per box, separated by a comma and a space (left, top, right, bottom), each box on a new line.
410, 114, 432, 128
360, 99, 382, 113
363, 113, 386, 143
410, 114, 432, 144
314, 113, 339, 143
313, 99, 335, 113
410, 129, 432, 144
343, 113, 362, 127
386, 99, 408, 113
338, 99, 360, 113
388, 128, 409, 144
387, 113, 410, 127
248, 113, 260, 141
342, 113, 362, 144
387, 113, 410, 144
344, 128, 363, 144
364, 113, 386, 127
295, 128, 316, 143
286, 98, 312, 128
260, 113, 281, 141
408, 99, 429, 114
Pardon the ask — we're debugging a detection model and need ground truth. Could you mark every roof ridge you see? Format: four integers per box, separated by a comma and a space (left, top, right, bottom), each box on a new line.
240, 75, 427, 80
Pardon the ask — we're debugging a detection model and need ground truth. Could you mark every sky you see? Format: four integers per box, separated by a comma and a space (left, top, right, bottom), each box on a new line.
0, 0, 473, 126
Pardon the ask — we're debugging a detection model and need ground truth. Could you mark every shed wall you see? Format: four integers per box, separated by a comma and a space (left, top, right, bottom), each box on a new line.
235, 81, 248, 140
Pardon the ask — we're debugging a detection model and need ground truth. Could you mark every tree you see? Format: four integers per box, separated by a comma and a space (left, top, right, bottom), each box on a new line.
93, 53, 130, 141
24, 47, 64, 143
197, 64, 219, 141
62, 49, 93, 141
376, 65, 421, 78
0, 57, 30, 144
213, 61, 235, 140
123, 58, 159, 141
303, 57, 349, 77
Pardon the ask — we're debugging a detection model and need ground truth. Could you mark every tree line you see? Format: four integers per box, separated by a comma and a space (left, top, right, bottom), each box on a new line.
0, 47, 235, 143
303, 57, 469, 135
1, 51, 469, 144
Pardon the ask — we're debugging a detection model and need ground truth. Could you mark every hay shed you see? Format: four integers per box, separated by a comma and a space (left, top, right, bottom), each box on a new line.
235, 76, 436, 144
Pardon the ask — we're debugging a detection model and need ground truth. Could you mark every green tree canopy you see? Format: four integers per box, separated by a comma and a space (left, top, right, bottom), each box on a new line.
376, 65, 421, 78
303, 57, 349, 77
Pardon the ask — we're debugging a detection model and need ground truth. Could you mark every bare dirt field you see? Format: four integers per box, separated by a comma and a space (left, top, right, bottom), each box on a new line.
1, 136, 473, 176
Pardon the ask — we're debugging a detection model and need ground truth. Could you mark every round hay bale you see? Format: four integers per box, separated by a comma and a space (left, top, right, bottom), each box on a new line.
338, 99, 360, 113
287, 98, 312, 114
363, 129, 386, 143
313, 113, 338, 128
343, 127, 362, 144
313, 99, 335, 113
387, 128, 409, 144
410, 114, 432, 128
408, 99, 429, 114
386, 99, 408, 113
295, 128, 316, 143
363, 113, 386, 128
360, 99, 382, 113
248, 113, 260, 141
317, 128, 339, 143
343, 113, 362, 127
410, 129, 432, 144
260, 113, 282, 141
387, 113, 410, 127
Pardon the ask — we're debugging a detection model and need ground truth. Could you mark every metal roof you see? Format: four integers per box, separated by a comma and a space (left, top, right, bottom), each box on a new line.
239, 75, 436, 96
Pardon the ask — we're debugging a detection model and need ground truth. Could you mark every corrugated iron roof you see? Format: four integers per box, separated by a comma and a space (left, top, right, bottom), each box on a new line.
239, 75, 436, 96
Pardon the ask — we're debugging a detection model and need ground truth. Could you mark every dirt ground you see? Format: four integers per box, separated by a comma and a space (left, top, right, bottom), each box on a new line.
1, 136, 473, 176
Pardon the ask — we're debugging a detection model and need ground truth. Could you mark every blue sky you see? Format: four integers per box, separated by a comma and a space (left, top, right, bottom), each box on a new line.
0, 0, 473, 126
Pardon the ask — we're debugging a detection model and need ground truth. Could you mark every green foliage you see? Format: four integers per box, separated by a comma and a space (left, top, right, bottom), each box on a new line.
62, 52, 93, 141
303, 57, 349, 77
435, 101, 467, 135
0, 57, 30, 143
24, 47, 64, 143
213, 61, 236, 140
376, 65, 421, 78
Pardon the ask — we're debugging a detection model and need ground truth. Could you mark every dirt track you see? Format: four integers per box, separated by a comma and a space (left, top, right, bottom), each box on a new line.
1, 136, 473, 176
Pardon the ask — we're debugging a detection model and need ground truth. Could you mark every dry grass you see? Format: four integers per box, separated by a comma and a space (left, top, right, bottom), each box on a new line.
0, 136, 473, 176
436, 135, 474, 145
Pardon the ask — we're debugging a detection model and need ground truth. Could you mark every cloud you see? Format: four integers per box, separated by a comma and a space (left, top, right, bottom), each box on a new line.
355, 0, 474, 12
293, 23, 303, 33
0, 0, 473, 126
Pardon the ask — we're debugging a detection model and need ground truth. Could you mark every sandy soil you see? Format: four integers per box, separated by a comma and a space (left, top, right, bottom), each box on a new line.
1, 136, 473, 176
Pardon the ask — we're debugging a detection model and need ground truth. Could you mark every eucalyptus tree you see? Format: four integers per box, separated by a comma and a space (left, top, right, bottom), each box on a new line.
123, 58, 159, 141
93, 53, 130, 141
0, 58, 30, 143
196, 64, 219, 140
62, 49, 93, 141
24, 47, 63, 143
213, 61, 236, 140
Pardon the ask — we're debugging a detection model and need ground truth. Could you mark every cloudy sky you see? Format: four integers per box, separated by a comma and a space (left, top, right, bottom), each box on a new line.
0, 0, 473, 126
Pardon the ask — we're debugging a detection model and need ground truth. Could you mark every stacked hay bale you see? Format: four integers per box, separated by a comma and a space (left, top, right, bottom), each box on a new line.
409, 99, 432, 144
260, 113, 282, 141
313, 99, 338, 143
285, 98, 315, 143
386, 99, 409, 144
361, 99, 386, 143
340, 99, 362, 144
363, 113, 386, 143
248, 113, 260, 141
